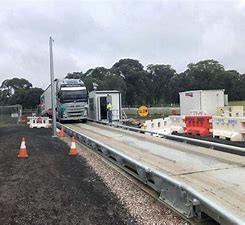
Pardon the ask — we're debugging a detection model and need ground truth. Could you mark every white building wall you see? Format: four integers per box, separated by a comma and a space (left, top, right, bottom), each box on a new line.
179, 90, 225, 115
201, 90, 225, 115
111, 94, 120, 120
179, 91, 201, 115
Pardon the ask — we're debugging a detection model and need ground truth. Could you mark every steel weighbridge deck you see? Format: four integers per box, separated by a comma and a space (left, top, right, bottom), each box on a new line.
59, 122, 245, 225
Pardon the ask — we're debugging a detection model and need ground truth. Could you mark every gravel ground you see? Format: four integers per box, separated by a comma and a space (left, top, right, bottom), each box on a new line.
0, 126, 137, 225
61, 135, 189, 225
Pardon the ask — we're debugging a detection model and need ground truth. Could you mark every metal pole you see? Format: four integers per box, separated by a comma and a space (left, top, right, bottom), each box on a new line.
49, 36, 57, 137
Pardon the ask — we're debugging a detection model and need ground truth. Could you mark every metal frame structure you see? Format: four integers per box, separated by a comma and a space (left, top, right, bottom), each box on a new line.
57, 122, 244, 225
0, 104, 22, 125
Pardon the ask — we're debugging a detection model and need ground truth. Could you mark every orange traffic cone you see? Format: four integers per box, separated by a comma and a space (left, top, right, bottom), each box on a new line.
58, 126, 65, 137
18, 137, 28, 158
69, 137, 78, 156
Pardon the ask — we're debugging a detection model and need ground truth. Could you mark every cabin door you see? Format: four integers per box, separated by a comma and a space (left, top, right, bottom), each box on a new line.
100, 97, 107, 120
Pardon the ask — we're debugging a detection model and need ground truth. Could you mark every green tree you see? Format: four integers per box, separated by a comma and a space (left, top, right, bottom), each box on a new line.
184, 59, 225, 90
83, 67, 109, 91
25, 88, 44, 108
111, 59, 150, 106
9, 88, 43, 108
100, 73, 127, 99
9, 88, 43, 109
147, 64, 176, 105
112, 59, 144, 72
0, 89, 9, 105
238, 74, 245, 100
83, 76, 104, 92
84, 67, 109, 80
1, 78, 32, 96
65, 58, 245, 106
66, 72, 83, 79
211, 70, 241, 101
168, 73, 192, 103
0, 78, 43, 108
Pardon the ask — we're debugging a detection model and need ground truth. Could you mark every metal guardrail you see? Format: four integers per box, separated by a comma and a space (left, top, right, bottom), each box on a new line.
57, 122, 244, 225
88, 119, 245, 156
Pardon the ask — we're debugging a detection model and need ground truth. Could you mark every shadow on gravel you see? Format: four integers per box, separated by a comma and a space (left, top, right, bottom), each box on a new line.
0, 126, 137, 225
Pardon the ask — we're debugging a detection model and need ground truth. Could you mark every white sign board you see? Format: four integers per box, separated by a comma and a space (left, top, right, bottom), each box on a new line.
11, 113, 19, 118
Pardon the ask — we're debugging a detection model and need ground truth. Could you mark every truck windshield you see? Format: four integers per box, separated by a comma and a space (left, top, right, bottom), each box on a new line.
60, 90, 87, 103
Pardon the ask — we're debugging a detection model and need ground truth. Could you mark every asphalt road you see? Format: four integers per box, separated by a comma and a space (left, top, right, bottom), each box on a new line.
0, 126, 137, 225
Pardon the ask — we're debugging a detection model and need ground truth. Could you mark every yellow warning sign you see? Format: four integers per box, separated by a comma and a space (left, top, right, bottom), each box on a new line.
137, 105, 149, 117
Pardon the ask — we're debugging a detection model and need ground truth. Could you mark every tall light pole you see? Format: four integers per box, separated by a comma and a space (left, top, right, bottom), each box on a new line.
49, 36, 57, 137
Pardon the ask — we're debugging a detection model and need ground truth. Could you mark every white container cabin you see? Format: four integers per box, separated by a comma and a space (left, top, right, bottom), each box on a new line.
88, 90, 122, 121
179, 89, 227, 115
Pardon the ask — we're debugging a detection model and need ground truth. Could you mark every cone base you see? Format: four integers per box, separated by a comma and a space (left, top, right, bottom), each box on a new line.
18, 148, 28, 158
17, 154, 28, 158
69, 149, 78, 156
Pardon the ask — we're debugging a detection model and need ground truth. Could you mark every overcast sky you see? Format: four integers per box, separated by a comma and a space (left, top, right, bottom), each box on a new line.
1, 0, 245, 89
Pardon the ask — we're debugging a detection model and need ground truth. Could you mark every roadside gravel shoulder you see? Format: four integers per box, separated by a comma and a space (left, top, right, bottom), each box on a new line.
0, 126, 138, 225
61, 136, 189, 225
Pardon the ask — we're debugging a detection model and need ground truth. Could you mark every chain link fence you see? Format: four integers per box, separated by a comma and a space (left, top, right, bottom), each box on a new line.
22, 108, 38, 117
0, 105, 22, 125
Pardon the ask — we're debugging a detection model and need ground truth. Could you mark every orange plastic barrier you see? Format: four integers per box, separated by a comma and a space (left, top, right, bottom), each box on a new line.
184, 115, 212, 137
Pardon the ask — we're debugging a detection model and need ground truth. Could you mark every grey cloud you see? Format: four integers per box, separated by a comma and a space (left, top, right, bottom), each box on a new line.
0, 0, 245, 89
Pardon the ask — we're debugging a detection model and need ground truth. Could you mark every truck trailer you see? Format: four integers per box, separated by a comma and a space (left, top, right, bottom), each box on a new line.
40, 79, 88, 122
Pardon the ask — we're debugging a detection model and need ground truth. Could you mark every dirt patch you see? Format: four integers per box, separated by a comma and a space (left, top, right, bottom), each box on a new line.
0, 126, 137, 225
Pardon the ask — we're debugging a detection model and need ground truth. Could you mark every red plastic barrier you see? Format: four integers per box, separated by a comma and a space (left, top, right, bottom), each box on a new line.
184, 115, 212, 137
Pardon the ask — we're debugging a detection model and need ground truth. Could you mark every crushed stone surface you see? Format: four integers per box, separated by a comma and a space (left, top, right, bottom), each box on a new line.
61, 133, 189, 225
0, 126, 137, 225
